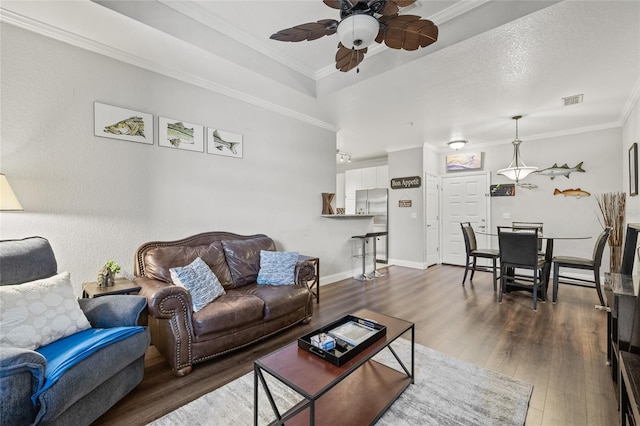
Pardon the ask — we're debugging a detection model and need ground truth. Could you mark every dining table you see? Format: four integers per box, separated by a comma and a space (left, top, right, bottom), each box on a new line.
478, 230, 592, 297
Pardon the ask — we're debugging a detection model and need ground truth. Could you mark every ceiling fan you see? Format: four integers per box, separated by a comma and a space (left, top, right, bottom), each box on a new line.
270, 0, 439, 73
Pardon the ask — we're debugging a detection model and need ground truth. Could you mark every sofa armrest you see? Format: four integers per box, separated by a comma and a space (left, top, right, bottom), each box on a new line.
78, 295, 147, 328
295, 261, 315, 285
0, 347, 45, 425
134, 276, 195, 376
134, 276, 192, 319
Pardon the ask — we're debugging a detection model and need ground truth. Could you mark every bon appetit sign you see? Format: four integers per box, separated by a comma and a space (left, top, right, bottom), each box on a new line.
390, 176, 421, 189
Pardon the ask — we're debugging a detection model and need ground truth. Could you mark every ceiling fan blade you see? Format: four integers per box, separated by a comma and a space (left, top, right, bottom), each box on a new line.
270, 19, 339, 42
378, 0, 417, 16
377, 15, 438, 50
335, 43, 368, 72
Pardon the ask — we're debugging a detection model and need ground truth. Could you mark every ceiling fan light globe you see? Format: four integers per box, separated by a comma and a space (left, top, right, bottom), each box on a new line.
337, 14, 379, 50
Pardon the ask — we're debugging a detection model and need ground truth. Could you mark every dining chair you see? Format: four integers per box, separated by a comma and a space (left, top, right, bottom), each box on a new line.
460, 222, 500, 291
551, 227, 611, 307
498, 226, 547, 311
512, 221, 544, 254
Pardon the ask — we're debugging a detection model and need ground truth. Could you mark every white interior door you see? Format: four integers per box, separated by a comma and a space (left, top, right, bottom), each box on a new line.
425, 173, 439, 267
441, 173, 490, 265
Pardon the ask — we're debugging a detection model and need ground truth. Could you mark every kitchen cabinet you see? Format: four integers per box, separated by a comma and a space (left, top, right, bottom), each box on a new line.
361, 167, 377, 189
345, 169, 362, 198
343, 165, 389, 214
376, 165, 389, 189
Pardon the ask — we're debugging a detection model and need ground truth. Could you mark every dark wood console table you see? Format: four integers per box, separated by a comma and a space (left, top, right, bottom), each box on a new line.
620, 350, 640, 425
605, 273, 640, 407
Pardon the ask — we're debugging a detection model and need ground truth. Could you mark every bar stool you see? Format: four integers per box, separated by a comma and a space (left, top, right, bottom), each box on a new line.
366, 231, 387, 278
351, 234, 371, 281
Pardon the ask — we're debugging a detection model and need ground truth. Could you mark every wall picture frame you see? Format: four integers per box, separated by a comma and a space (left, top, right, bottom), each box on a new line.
206, 128, 243, 159
158, 117, 204, 152
630, 142, 638, 196
93, 102, 153, 145
446, 152, 483, 172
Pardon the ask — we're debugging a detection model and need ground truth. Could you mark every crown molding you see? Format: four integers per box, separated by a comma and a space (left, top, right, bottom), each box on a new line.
159, 0, 317, 80
620, 77, 640, 125
431, 121, 623, 153
0, 7, 339, 133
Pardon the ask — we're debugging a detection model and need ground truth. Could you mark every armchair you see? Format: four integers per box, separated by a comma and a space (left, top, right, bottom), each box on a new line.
0, 237, 150, 425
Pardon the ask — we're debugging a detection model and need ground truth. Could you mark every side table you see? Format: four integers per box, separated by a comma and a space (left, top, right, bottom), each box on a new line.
298, 255, 320, 304
82, 277, 140, 298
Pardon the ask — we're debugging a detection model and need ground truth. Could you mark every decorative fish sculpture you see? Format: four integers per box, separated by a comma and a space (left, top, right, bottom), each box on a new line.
517, 182, 538, 190
535, 162, 585, 179
553, 188, 590, 198
104, 116, 145, 138
212, 130, 239, 155
167, 122, 194, 147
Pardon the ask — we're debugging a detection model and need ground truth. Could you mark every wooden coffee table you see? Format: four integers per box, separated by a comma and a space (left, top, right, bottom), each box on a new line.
254, 309, 414, 425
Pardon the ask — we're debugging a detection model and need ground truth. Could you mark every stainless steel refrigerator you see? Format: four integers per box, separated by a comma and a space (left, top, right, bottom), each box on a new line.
355, 188, 388, 263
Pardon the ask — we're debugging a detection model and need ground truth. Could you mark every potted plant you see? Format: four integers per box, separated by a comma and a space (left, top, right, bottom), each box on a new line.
97, 260, 121, 287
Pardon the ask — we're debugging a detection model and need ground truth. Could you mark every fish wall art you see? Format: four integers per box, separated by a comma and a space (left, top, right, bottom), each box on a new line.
535, 162, 585, 179
553, 188, 591, 198
158, 117, 204, 152
94, 102, 153, 145
207, 128, 243, 159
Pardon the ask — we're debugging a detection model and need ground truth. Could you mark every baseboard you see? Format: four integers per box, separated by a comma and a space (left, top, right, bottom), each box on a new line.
387, 259, 428, 270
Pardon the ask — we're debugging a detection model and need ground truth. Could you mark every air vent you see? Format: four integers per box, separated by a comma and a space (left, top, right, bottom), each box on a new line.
562, 94, 584, 106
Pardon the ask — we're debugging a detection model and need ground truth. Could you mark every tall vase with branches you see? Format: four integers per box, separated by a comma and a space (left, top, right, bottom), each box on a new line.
596, 192, 626, 273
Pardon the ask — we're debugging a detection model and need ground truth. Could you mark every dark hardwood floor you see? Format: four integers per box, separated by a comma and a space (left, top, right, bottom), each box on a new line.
95, 265, 618, 425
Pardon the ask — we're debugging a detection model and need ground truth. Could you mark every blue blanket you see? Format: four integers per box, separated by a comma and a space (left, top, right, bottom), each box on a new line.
32, 326, 145, 403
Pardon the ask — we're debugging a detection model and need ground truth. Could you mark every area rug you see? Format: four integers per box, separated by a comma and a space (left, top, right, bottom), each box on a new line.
150, 338, 532, 426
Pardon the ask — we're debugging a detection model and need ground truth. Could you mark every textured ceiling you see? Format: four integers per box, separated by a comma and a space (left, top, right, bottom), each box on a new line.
2, 0, 639, 162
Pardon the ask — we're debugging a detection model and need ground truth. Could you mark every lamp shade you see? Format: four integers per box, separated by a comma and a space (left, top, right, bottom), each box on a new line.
497, 166, 538, 182
448, 140, 467, 150
0, 174, 23, 211
337, 14, 379, 50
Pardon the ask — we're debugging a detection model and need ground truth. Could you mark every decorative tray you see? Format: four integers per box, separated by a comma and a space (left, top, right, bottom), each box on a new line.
298, 314, 387, 366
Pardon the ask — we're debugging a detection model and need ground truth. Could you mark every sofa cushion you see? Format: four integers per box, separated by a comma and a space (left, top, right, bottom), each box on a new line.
0, 237, 57, 286
32, 326, 145, 402
239, 283, 311, 321
142, 242, 233, 288
170, 257, 226, 312
0, 272, 91, 350
32, 328, 149, 424
191, 291, 265, 341
257, 250, 298, 285
222, 237, 276, 289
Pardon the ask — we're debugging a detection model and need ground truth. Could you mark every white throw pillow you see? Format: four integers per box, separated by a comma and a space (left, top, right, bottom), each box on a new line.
170, 257, 226, 312
0, 272, 91, 350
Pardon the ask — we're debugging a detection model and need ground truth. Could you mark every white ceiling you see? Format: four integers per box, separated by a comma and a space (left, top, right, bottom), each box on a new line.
2, 1, 639, 162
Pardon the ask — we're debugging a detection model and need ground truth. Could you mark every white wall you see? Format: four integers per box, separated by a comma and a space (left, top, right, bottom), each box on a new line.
0, 23, 369, 292
388, 147, 424, 267
623, 95, 640, 274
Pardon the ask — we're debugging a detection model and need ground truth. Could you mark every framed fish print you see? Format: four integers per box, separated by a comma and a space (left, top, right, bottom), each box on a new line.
158, 117, 204, 152
630, 142, 638, 196
206, 128, 243, 159
94, 102, 153, 144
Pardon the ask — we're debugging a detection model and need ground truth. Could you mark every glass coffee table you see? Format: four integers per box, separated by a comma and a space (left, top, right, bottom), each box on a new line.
254, 309, 414, 425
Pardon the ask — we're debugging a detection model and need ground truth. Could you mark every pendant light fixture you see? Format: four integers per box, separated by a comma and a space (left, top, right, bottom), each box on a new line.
497, 115, 538, 183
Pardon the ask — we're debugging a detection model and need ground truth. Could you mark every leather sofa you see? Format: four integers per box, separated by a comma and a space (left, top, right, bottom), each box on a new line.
0, 237, 150, 425
134, 232, 314, 376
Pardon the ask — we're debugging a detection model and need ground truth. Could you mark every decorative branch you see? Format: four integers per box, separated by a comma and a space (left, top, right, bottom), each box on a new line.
596, 192, 626, 273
